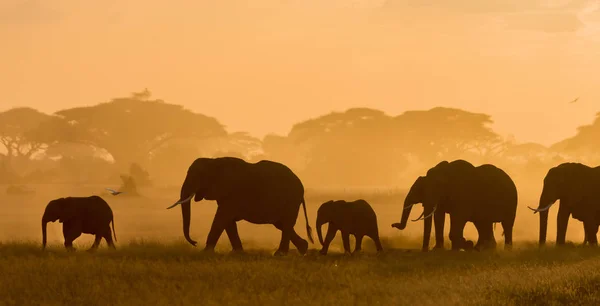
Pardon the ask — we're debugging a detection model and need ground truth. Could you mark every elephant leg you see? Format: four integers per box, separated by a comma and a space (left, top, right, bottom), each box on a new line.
369, 228, 384, 253
473, 222, 483, 250
449, 216, 471, 251
353, 235, 364, 254
225, 222, 243, 252
63, 222, 82, 252
103, 226, 116, 250
87, 235, 103, 252
474, 222, 495, 251
433, 211, 445, 249
274, 226, 293, 256
274, 223, 308, 255
320, 225, 338, 255
556, 207, 570, 246
290, 230, 309, 255
584, 222, 598, 246
205, 208, 230, 252
341, 231, 351, 254
502, 219, 514, 250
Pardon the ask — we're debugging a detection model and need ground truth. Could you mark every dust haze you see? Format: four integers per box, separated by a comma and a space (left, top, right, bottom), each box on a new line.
2, 1, 600, 251
1, 90, 599, 251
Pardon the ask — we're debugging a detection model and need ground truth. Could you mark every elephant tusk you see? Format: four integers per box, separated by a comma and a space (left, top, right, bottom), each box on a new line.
403, 203, 417, 210
166, 194, 195, 209
412, 206, 437, 222
411, 211, 425, 222
527, 203, 554, 214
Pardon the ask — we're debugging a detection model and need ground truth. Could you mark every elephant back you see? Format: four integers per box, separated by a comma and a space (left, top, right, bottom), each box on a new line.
473, 164, 518, 219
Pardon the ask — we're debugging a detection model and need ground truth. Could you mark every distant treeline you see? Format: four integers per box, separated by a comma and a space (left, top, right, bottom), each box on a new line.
1, 89, 598, 188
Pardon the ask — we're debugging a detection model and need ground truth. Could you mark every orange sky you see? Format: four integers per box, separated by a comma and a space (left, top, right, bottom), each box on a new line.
1, 1, 599, 145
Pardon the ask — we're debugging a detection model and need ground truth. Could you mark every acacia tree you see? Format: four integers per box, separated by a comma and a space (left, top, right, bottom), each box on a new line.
551, 112, 600, 163
264, 108, 407, 187
263, 107, 506, 188
50, 90, 228, 170
0, 107, 54, 162
394, 107, 504, 163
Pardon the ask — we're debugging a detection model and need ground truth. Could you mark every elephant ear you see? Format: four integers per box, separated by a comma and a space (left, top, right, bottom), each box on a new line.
58, 198, 78, 223
202, 158, 242, 199
430, 171, 449, 185
560, 166, 586, 204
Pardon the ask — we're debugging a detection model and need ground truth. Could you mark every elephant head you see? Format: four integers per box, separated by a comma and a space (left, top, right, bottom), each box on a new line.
528, 163, 587, 245
392, 161, 456, 251
316, 200, 336, 246
42, 198, 77, 249
166, 158, 235, 246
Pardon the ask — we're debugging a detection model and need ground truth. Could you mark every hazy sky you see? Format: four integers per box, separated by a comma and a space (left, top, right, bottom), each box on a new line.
2, 0, 600, 145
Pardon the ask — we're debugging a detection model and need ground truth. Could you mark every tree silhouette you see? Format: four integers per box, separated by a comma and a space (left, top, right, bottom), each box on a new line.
394, 107, 503, 162
49, 90, 227, 169
0, 107, 54, 162
265, 108, 406, 186
551, 112, 600, 163
262, 107, 505, 187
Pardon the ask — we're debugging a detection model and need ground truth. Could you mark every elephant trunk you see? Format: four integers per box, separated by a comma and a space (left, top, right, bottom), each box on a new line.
421, 206, 433, 252
181, 198, 197, 247
536, 188, 555, 246
316, 214, 326, 246
42, 218, 48, 249
539, 209, 549, 246
397, 199, 414, 230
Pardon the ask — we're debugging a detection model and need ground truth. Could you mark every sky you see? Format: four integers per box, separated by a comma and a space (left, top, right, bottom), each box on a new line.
1, 0, 600, 146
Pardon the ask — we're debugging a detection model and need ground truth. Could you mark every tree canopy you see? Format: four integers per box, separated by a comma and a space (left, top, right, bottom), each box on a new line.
0, 107, 54, 160
551, 112, 600, 162
49, 90, 227, 168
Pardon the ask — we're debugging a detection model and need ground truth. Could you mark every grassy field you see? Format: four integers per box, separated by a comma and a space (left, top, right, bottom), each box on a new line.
2, 242, 600, 305
1, 184, 599, 305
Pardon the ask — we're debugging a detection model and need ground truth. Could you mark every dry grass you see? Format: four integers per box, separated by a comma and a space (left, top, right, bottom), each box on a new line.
1, 184, 599, 305
2, 242, 600, 305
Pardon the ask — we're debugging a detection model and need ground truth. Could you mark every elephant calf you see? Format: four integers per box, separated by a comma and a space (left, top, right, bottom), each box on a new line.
317, 199, 383, 255
42, 196, 117, 251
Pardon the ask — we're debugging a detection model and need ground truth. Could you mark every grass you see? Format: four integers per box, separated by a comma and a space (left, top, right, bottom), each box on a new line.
2, 241, 600, 305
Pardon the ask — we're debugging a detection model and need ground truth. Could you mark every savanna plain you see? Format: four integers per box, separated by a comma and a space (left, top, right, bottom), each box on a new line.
1, 183, 599, 306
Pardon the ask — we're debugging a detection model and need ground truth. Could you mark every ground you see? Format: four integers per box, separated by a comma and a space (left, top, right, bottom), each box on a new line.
0, 184, 598, 305
2, 242, 600, 305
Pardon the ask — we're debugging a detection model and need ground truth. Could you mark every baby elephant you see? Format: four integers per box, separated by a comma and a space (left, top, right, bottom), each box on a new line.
42, 195, 117, 251
317, 199, 383, 255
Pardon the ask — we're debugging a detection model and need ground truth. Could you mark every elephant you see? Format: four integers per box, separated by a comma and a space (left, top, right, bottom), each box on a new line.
316, 199, 383, 255
528, 163, 600, 246
167, 157, 314, 256
42, 196, 117, 251
392, 160, 517, 252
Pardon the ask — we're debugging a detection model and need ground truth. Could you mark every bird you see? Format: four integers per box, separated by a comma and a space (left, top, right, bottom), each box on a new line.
106, 188, 124, 196
569, 97, 579, 104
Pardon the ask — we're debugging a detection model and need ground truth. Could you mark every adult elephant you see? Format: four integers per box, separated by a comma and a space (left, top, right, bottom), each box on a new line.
392, 160, 517, 252
528, 163, 600, 246
167, 157, 314, 256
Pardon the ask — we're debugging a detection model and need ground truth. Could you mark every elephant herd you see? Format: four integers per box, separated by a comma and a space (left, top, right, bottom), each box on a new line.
38, 157, 600, 255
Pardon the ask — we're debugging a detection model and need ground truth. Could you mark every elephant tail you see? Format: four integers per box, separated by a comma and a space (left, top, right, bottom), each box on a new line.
301, 198, 314, 244
111, 218, 117, 242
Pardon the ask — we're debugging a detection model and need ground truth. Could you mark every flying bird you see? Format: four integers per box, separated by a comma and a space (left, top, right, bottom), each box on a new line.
106, 188, 124, 196
569, 97, 579, 104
